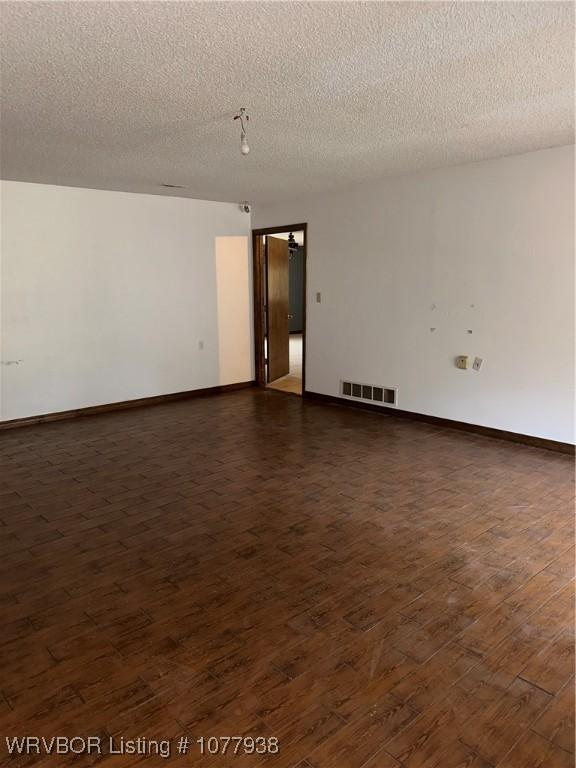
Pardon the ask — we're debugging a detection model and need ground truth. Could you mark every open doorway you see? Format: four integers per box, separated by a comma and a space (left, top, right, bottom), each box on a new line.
252, 224, 307, 396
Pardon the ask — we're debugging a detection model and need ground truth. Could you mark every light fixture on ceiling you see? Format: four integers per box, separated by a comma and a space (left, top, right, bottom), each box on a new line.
233, 107, 250, 155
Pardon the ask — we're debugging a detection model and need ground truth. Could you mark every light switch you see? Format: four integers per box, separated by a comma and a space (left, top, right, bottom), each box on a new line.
316, 292, 322, 303
455, 355, 469, 370
473, 357, 483, 371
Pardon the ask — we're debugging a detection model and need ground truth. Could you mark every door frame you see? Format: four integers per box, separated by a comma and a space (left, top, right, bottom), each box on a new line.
252, 223, 307, 393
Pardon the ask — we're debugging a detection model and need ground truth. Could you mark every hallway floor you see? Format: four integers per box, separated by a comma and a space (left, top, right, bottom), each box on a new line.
0, 388, 574, 767
268, 334, 303, 396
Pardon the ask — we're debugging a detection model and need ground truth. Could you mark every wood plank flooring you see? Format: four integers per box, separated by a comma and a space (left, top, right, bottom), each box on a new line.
0, 388, 573, 767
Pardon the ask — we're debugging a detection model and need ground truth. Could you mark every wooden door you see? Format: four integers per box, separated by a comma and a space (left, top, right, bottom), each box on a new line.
266, 236, 290, 382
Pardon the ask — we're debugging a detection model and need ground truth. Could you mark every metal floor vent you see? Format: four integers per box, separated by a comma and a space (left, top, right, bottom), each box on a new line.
341, 380, 397, 406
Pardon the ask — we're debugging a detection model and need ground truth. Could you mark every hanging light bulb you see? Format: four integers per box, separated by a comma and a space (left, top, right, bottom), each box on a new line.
234, 107, 250, 156
240, 129, 250, 155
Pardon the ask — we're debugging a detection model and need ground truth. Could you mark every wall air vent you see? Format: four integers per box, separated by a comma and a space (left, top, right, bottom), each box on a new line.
340, 380, 397, 407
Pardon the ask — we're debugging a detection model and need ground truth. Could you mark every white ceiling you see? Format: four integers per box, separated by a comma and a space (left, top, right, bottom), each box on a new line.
1, 2, 573, 204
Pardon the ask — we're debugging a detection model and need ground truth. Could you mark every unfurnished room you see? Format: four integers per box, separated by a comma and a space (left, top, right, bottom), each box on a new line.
0, 2, 574, 767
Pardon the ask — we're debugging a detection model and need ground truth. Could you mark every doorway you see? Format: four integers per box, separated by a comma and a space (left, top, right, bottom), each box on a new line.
252, 224, 307, 396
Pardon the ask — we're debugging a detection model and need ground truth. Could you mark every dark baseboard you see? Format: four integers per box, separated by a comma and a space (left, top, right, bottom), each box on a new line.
304, 390, 575, 456
0, 381, 256, 431
3, 383, 572, 455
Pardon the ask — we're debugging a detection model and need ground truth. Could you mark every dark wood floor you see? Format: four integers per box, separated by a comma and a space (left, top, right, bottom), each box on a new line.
0, 388, 574, 767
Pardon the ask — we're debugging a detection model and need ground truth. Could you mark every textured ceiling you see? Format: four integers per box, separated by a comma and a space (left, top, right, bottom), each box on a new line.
1, 1, 573, 204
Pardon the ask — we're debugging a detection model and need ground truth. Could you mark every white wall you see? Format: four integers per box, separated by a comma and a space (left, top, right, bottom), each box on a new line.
254, 145, 575, 443
0, 181, 253, 420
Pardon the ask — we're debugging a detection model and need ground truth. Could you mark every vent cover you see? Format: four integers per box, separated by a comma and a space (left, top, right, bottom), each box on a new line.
340, 380, 397, 407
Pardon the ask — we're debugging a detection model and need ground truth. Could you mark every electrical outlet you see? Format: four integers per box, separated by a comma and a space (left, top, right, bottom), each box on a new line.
473, 357, 483, 371
455, 355, 469, 370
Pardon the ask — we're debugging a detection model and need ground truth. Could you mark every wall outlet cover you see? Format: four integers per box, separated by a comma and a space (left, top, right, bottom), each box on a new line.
473, 356, 483, 371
